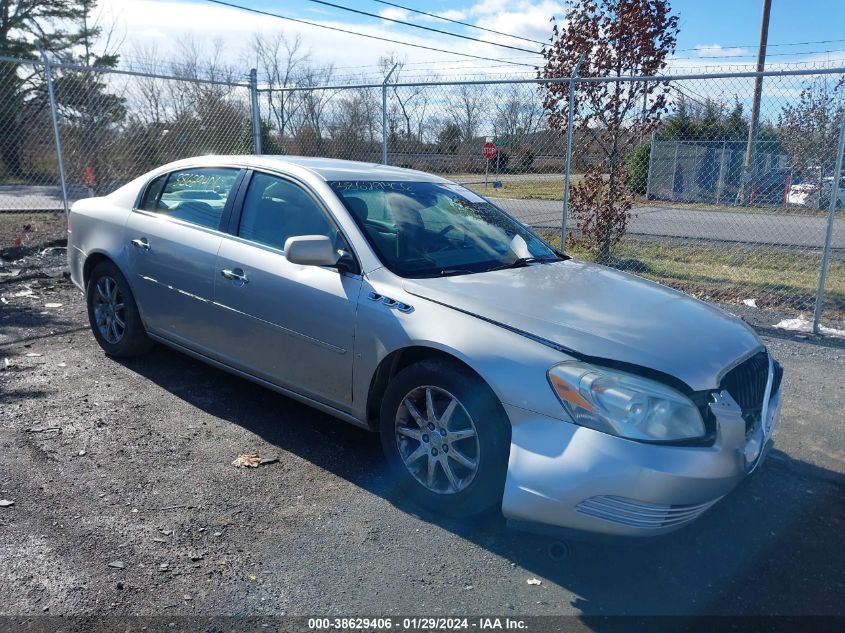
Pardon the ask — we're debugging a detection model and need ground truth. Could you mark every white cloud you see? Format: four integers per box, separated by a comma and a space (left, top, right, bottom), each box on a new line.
693, 44, 754, 59
97, 0, 555, 79
378, 8, 410, 22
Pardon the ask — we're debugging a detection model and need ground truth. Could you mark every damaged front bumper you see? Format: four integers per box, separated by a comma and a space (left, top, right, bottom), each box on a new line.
501, 366, 782, 537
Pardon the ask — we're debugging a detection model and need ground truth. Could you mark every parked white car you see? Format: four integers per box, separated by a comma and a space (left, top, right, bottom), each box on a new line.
787, 176, 845, 208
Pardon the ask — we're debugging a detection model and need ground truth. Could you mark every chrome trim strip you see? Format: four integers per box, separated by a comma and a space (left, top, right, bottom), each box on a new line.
760, 354, 774, 439
130, 207, 231, 239
146, 332, 367, 429
212, 300, 346, 355
137, 274, 211, 304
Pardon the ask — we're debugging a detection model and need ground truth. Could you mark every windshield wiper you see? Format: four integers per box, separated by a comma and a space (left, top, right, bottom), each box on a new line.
439, 268, 477, 277
490, 256, 562, 271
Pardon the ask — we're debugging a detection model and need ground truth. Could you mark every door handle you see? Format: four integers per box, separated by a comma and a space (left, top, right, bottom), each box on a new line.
131, 238, 150, 251
221, 268, 249, 283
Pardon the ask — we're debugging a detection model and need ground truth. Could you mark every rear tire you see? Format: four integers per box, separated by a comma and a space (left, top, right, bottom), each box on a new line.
86, 260, 152, 357
379, 359, 510, 517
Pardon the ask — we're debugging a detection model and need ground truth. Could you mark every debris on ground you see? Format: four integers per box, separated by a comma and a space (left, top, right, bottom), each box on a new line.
526, 578, 542, 586
107, 561, 125, 569
44, 302, 63, 308
742, 298, 757, 308
231, 453, 278, 468
0, 500, 14, 508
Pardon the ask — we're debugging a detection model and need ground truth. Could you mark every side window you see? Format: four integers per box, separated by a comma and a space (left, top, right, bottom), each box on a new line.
238, 173, 337, 251
139, 175, 166, 210
147, 167, 239, 230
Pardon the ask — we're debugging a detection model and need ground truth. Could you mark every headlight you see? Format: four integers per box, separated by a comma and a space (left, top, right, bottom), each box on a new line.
547, 362, 705, 442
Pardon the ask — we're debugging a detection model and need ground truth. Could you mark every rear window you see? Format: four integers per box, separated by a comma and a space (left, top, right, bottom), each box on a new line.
139, 167, 240, 230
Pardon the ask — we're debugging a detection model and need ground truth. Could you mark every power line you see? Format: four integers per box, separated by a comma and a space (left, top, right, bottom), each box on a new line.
369, 0, 547, 47
678, 37, 845, 54
202, 0, 537, 67
676, 46, 845, 60
301, 0, 542, 55
330, 55, 539, 71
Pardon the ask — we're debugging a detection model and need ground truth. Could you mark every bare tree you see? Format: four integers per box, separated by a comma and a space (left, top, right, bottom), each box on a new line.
542, 0, 679, 261
251, 32, 309, 142
446, 83, 484, 146
379, 53, 427, 148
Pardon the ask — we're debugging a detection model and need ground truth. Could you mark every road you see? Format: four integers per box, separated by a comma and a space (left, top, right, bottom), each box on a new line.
1, 276, 844, 620
2, 184, 843, 251
0, 185, 92, 213
494, 198, 845, 250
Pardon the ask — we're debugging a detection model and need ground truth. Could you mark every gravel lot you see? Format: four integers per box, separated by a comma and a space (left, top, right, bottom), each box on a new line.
1, 265, 844, 619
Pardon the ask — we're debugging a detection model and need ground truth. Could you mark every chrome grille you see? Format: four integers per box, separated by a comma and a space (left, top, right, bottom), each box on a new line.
720, 351, 781, 434
575, 496, 721, 529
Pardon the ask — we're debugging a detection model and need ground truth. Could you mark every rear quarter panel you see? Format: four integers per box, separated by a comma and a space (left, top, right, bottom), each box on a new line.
68, 176, 145, 291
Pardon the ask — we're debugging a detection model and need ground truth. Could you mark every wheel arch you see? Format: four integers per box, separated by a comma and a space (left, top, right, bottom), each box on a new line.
82, 250, 118, 288
365, 345, 490, 430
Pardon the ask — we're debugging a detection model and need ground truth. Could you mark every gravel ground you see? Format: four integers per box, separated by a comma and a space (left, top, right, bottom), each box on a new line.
1, 271, 844, 619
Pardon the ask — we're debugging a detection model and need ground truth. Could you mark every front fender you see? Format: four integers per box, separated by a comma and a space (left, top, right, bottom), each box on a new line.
351, 269, 571, 425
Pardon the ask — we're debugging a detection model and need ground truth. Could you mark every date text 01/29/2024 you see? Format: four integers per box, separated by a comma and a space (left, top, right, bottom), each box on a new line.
307, 617, 528, 630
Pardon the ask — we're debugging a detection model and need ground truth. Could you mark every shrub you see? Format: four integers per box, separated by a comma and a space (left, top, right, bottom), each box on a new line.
625, 141, 651, 195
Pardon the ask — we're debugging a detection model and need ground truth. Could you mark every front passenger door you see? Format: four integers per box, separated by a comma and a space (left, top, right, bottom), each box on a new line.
212, 172, 361, 408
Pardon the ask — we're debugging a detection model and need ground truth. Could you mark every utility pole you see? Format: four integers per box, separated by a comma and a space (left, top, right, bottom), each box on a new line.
738, 0, 772, 204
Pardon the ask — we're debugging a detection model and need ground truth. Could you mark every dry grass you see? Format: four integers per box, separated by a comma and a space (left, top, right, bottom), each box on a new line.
536, 230, 845, 317
0, 212, 66, 258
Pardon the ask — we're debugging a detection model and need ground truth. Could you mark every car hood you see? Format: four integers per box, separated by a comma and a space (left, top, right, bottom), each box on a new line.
402, 260, 762, 392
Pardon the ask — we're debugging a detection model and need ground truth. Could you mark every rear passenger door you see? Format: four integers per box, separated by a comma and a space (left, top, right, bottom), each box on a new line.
212, 171, 362, 408
126, 166, 243, 353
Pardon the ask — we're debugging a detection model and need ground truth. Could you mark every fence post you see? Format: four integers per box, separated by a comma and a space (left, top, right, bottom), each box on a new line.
560, 53, 586, 253
39, 49, 69, 218
249, 68, 261, 155
716, 140, 727, 204
645, 131, 656, 200
812, 112, 845, 334
670, 143, 680, 202
381, 64, 398, 165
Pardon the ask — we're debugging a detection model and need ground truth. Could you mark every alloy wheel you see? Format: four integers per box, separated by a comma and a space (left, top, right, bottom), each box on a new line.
92, 275, 126, 344
394, 385, 480, 494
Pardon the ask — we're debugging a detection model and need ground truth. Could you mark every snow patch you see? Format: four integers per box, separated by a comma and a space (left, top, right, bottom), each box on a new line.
773, 315, 845, 338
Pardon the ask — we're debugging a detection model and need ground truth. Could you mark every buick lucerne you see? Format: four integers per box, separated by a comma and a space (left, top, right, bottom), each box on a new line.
68, 156, 783, 536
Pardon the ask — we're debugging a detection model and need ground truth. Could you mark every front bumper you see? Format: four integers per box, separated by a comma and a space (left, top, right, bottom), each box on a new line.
502, 380, 782, 537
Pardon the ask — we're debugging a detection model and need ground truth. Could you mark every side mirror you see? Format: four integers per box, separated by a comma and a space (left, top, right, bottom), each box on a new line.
284, 235, 341, 267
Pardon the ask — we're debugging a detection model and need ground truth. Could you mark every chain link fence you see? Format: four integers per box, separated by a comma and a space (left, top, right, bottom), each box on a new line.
1, 55, 843, 333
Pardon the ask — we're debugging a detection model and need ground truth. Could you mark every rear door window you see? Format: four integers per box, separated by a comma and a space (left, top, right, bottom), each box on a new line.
142, 167, 240, 230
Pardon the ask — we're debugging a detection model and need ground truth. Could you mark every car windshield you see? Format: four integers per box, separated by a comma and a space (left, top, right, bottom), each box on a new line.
329, 180, 560, 278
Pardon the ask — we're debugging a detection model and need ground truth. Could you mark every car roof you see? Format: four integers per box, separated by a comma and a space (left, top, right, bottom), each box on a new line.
166, 155, 452, 183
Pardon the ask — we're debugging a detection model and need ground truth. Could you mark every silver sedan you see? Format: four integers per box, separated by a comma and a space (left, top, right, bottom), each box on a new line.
68, 155, 783, 537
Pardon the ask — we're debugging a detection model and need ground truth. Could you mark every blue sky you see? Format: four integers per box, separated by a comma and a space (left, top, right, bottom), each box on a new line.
104, 0, 845, 77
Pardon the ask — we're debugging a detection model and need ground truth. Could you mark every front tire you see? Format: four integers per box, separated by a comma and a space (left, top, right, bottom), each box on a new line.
379, 359, 511, 517
86, 261, 152, 357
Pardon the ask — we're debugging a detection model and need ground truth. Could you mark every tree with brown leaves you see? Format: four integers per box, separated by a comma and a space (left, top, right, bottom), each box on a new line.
542, 0, 679, 262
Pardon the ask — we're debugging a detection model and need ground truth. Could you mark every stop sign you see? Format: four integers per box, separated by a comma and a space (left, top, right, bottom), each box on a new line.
482, 141, 497, 160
